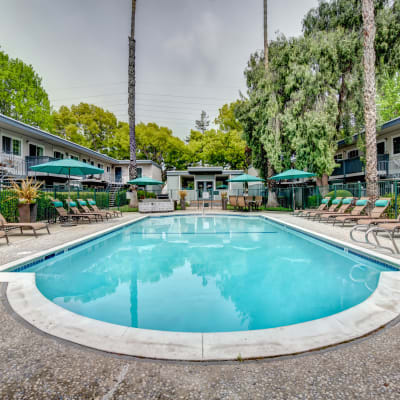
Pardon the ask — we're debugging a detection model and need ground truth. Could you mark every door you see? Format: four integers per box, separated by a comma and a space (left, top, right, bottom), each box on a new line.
115, 167, 122, 182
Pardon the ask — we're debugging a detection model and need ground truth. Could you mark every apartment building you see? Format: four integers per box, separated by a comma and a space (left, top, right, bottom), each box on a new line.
330, 116, 400, 182
0, 114, 161, 187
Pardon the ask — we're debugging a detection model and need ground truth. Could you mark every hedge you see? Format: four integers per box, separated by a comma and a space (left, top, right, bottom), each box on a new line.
326, 190, 353, 198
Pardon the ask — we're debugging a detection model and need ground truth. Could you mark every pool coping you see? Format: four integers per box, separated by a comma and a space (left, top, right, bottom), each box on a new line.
1, 212, 400, 361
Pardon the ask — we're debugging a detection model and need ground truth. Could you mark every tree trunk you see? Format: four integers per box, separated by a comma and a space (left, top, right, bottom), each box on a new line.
316, 174, 329, 196
266, 161, 279, 207
263, 0, 268, 69
129, 0, 138, 208
362, 0, 378, 199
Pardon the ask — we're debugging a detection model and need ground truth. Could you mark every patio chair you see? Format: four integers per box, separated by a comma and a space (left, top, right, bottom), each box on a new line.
87, 199, 122, 217
315, 197, 355, 222
254, 196, 263, 210
332, 198, 370, 226
345, 198, 392, 227
229, 196, 238, 210
0, 230, 9, 245
67, 200, 101, 222
364, 222, 400, 254
77, 199, 108, 220
293, 197, 330, 217
237, 196, 247, 211
0, 212, 50, 238
306, 197, 343, 219
52, 200, 92, 224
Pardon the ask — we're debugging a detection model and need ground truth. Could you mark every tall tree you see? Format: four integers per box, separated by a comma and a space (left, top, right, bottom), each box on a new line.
362, 0, 378, 198
0, 50, 53, 131
128, 0, 138, 207
195, 110, 210, 133
263, 0, 268, 70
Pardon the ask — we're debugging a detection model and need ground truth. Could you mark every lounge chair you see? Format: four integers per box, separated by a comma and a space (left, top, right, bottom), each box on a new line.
0, 230, 9, 245
237, 196, 247, 210
77, 199, 109, 220
315, 197, 355, 222
52, 200, 92, 224
67, 200, 101, 222
346, 198, 392, 227
0, 212, 50, 237
332, 198, 370, 226
293, 197, 330, 217
87, 199, 122, 217
229, 196, 238, 210
365, 222, 400, 254
307, 198, 343, 219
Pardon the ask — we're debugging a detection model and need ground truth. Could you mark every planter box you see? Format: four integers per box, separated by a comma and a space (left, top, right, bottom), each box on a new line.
18, 203, 38, 223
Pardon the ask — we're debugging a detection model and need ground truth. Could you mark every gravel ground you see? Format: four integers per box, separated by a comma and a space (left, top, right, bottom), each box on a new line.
1, 211, 400, 399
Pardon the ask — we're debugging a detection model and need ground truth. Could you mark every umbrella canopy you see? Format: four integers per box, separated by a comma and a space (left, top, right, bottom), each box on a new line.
227, 174, 265, 183
29, 159, 104, 175
127, 176, 163, 186
269, 169, 316, 181
216, 184, 228, 189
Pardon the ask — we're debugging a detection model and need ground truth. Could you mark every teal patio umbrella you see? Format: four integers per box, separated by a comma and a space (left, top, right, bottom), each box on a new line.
30, 159, 104, 212
227, 173, 265, 183
127, 176, 163, 186
227, 173, 265, 195
269, 169, 316, 210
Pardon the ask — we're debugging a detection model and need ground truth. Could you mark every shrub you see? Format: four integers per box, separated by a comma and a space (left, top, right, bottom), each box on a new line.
326, 189, 353, 198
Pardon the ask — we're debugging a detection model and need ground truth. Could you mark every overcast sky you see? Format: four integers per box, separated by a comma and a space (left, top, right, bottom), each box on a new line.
0, 0, 318, 139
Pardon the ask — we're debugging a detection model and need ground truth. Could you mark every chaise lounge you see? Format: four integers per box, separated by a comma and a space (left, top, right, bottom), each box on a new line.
0, 212, 50, 238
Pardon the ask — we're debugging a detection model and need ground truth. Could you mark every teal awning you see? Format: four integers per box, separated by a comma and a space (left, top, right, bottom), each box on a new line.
127, 176, 163, 185
227, 174, 265, 183
269, 169, 316, 181
29, 159, 104, 175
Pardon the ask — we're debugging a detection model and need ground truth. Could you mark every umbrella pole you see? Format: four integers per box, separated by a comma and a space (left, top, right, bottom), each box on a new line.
68, 170, 71, 214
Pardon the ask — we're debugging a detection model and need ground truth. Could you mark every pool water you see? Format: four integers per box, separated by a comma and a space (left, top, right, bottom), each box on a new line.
25, 215, 392, 332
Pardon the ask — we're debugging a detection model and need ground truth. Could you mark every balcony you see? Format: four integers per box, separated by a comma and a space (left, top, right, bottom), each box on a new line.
331, 154, 389, 177
26, 156, 57, 172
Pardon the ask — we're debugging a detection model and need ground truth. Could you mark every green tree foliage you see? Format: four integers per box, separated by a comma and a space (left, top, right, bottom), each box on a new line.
108, 121, 188, 174
237, 0, 400, 183
377, 72, 400, 123
53, 103, 117, 153
195, 110, 210, 133
187, 103, 249, 170
0, 49, 53, 131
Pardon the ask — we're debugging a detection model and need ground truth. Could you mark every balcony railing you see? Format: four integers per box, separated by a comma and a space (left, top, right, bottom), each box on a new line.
332, 154, 389, 177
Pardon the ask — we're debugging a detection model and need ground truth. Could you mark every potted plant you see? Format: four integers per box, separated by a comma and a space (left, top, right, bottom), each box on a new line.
179, 190, 187, 210
9, 178, 43, 223
221, 192, 228, 210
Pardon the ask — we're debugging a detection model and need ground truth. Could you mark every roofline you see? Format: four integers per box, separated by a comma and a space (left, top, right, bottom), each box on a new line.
0, 113, 161, 169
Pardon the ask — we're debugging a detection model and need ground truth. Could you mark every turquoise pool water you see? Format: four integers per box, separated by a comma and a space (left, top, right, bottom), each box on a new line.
25, 215, 392, 332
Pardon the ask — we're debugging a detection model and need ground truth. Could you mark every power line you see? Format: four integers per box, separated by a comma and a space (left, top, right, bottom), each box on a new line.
50, 91, 236, 103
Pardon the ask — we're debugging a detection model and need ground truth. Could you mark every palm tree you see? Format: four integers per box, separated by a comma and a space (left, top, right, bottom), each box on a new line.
362, 0, 378, 198
264, 0, 279, 207
128, 0, 138, 207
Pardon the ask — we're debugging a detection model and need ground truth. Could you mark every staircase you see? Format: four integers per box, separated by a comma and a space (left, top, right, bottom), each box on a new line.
107, 182, 124, 207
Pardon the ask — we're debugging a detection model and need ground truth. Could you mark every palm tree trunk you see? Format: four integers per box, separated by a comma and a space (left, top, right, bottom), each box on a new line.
362, 0, 378, 199
263, 0, 279, 207
128, 0, 138, 208
263, 0, 268, 70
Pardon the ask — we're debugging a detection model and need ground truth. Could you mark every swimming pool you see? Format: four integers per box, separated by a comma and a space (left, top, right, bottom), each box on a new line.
21, 215, 394, 333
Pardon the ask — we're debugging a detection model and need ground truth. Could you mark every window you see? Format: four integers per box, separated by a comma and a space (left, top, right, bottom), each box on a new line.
53, 151, 64, 159
137, 167, 142, 178
106, 166, 111, 172
82, 159, 87, 163
2, 136, 21, 156
29, 144, 44, 157
97, 163, 103, 169
393, 137, 400, 154
70, 155, 79, 160
347, 149, 359, 159
377, 142, 385, 155
334, 154, 343, 162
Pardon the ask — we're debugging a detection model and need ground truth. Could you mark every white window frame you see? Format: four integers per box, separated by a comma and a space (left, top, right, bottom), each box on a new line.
69, 153, 79, 161
28, 142, 45, 157
347, 149, 359, 159
53, 149, 65, 159
376, 141, 385, 155
1, 133, 22, 157
393, 136, 400, 155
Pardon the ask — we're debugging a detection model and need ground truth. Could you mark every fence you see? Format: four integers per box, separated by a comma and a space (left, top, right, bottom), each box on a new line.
0, 187, 130, 223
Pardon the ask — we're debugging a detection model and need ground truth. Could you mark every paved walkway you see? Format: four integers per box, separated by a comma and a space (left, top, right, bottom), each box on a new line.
1, 212, 400, 399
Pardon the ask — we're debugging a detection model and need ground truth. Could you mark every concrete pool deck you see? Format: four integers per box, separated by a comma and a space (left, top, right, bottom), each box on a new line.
1, 211, 400, 397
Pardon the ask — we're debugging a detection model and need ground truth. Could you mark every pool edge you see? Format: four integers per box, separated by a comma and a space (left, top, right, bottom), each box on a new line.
2, 212, 400, 361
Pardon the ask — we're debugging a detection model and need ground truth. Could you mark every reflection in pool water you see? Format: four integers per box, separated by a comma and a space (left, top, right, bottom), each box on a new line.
26, 216, 391, 332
